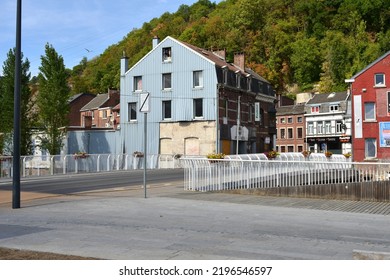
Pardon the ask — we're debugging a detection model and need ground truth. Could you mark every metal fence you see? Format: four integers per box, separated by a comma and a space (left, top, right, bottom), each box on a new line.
181, 154, 390, 193
0, 154, 183, 179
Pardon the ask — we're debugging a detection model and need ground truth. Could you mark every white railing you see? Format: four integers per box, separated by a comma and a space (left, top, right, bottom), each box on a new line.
181, 156, 390, 192
0, 154, 183, 179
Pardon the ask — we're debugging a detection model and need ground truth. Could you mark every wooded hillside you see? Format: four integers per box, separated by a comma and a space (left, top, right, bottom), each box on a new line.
69, 0, 390, 96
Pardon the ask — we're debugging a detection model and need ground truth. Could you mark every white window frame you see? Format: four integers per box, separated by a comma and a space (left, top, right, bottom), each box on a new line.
193, 70, 203, 88
162, 73, 172, 90
162, 47, 172, 62
134, 76, 142, 92
365, 138, 377, 158
128, 102, 137, 122
162, 100, 172, 120
280, 128, 286, 139
308, 122, 314, 135
374, 73, 385, 87
330, 104, 339, 112
193, 98, 203, 119
364, 102, 376, 121
325, 121, 331, 134
311, 106, 320, 113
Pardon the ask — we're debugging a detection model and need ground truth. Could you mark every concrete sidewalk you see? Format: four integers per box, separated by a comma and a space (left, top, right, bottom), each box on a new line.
1, 184, 390, 259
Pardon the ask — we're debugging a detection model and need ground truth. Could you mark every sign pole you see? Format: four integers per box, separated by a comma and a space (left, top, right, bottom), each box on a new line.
139, 92, 150, 199
143, 112, 147, 198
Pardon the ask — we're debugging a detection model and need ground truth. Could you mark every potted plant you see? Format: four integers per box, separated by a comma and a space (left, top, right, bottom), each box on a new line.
206, 153, 225, 163
73, 151, 89, 159
265, 150, 279, 159
343, 152, 352, 158
302, 150, 311, 158
325, 151, 333, 158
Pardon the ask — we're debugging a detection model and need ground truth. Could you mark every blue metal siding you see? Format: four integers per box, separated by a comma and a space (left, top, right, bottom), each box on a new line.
121, 37, 218, 155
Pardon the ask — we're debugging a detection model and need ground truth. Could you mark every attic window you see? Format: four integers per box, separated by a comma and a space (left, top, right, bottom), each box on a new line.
162, 47, 172, 62
328, 92, 336, 98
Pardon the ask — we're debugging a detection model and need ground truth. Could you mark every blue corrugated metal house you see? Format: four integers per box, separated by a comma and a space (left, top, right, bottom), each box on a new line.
120, 36, 276, 156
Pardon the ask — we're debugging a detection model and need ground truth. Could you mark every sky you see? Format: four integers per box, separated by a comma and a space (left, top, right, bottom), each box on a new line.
0, 0, 219, 77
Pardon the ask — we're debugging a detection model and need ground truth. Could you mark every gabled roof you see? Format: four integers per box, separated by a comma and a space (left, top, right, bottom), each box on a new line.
179, 38, 270, 83
128, 36, 270, 84
306, 91, 348, 105
276, 103, 305, 116
351, 50, 390, 79
68, 93, 95, 104
80, 93, 109, 111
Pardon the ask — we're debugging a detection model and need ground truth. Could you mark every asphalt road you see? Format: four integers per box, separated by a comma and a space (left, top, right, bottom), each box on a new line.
0, 169, 185, 195
1, 169, 390, 260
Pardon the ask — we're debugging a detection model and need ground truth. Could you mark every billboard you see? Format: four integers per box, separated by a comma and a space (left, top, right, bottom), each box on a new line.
379, 122, 390, 147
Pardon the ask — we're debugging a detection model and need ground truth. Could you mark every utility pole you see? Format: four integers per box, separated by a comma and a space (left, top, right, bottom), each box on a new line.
13, 0, 22, 209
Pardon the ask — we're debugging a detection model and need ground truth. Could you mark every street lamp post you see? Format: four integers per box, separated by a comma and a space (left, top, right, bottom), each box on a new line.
13, 0, 22, 209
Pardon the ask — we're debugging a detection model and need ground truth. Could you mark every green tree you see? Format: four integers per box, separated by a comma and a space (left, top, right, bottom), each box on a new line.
37, 43, 70, 155
0, 48, 35, 155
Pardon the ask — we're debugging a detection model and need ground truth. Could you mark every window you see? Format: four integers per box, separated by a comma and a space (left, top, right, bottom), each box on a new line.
280, 146, 286, 152
193, 99, 203, 118
336, 120, 343, 133
162, 101, 172, 120
236, 73, 241, 88
162, 73, 172, 90
162, 47, 172, 62
91, 111, 94, 120
280, 128, 286, 139
288, 146, 294, 152
308, 122, 314, 135
102, 110, 108, 119
193, 71, 203, 88
317, 121, 324, 134
311, 106, 320, 113
297, 127, 303, 139
288, 128, 293, 139
325, 121, 331, 134
249, 104, 254, 122
128, 102, 137, 121
375, 73, 385, 86
258, 81, 263, 93
365, 138, 376, 158
224, 99, 229, 118
280, 118, 286, 124
134, 76, 142, 91
297, 145, 303, 152
297, 116, 303, 123
364, 102, 376, 120
288, 117, 293, 123
330, 105, 339, 112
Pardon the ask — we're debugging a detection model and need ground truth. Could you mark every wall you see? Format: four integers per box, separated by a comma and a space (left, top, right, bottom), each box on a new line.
65, 130, 121, 155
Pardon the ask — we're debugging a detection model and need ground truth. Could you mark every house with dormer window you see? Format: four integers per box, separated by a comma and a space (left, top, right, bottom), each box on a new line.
120, 36, 276, 156
304, 92, 352, 154
346, 50, 390, 161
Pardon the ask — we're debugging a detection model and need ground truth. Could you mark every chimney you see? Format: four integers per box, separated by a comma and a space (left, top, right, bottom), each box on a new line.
153, 36, 160, 49
213, 49, 226, 60
120, 52, 128, 76
234, 52, 245, 71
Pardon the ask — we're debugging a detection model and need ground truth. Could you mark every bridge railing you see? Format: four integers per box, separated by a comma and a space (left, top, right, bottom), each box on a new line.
181, 157, 389, 192
0, 154, 182, 179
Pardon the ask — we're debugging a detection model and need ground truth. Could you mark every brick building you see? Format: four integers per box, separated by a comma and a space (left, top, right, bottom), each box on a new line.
347, 50, 390, 161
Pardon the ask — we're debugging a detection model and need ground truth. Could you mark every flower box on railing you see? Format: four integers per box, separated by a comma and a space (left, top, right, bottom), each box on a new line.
0, 156, 12, 162
73, 152, 89, 159
133, 151, 144, 157
265, 150, 279, 159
